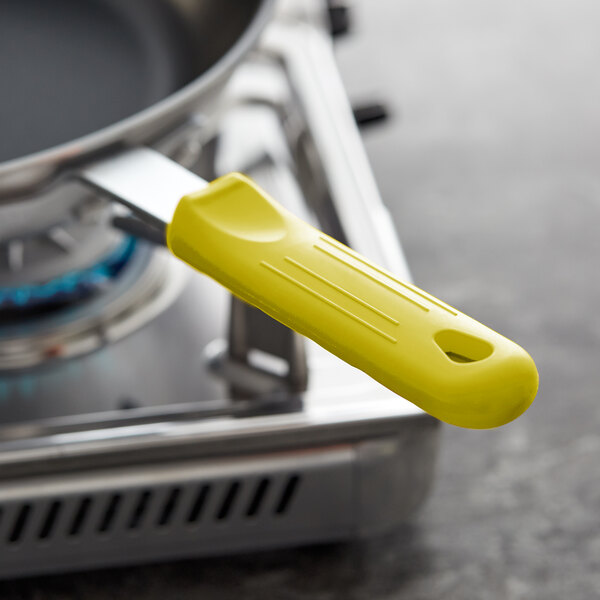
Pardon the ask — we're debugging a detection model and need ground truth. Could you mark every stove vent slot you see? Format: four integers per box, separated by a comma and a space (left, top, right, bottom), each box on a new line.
98, 493, 122, 534
8, 504, 31, 544
157, 487, 181, 528
0, 474, 303, 551
216, 481, 241, 521
129, 490, 152, 530
187, 484, 210, 524
69, 496, 91, 537
246, 477, 270, 517
275, 474, 300, 515
38, 500, 62, 540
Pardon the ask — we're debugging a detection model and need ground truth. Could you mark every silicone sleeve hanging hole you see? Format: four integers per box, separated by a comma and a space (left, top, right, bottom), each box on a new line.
434, 330, 493, 364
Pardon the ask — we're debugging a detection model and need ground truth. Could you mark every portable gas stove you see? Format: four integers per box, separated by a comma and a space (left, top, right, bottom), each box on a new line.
0, 0, 440, 578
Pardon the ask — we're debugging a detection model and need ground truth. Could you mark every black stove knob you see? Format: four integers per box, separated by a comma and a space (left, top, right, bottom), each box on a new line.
352, 102, 390, 128
327, 1, 351, 37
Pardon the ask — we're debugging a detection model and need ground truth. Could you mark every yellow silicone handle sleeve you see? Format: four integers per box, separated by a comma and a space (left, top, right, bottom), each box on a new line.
166, 173, 538, 429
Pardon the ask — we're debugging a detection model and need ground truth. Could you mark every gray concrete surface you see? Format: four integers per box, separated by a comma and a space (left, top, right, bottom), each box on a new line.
2, 0, 600, 598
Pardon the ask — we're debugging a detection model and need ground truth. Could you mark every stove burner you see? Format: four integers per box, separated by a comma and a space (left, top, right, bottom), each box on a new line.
0, 236, 137, 312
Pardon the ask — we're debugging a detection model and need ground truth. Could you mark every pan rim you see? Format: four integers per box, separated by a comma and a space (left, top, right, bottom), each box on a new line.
0, 0, 275, 198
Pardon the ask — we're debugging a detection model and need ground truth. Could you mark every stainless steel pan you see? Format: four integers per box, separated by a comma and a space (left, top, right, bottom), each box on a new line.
0, 0, 273, 197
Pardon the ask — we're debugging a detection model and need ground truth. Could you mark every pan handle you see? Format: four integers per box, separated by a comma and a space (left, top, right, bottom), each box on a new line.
81, 143, 537, 430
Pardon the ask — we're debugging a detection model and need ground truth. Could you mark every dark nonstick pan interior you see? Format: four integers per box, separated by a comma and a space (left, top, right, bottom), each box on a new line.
0, 0, 263, 163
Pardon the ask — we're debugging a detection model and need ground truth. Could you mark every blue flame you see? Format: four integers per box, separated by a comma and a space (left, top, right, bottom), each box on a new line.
0, 237, 137, 309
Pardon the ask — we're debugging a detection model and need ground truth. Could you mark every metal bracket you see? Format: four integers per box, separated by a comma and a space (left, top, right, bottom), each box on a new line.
225, 296, 308, 399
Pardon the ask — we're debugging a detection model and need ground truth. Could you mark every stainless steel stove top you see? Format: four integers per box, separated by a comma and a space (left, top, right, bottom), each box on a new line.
0, 0, 440, 579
